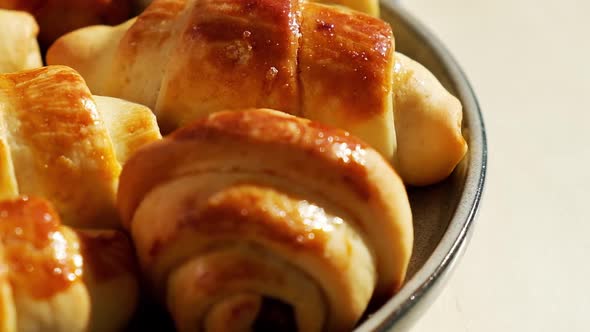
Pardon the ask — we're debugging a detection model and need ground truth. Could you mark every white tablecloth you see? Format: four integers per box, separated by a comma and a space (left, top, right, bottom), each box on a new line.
403, 0, 590, 331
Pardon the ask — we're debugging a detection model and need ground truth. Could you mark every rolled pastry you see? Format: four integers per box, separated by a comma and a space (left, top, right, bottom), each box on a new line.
392, 52, 468, 186
0, 65, 161, 228
47, 0, 467, 186
118, 108, 413, 331
48, 0, 396, 157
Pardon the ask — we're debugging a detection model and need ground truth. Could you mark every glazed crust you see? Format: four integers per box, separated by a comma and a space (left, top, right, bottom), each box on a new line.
47, 0, 468, 185
155, 0, 302, 132
118, 108, 413, 331
299, 2, 395, 157
0, 196, 139, 332
0, 197, 90, 332
0, 66, 121, 228
0, 66, 161, 228
47, 0, 398, 156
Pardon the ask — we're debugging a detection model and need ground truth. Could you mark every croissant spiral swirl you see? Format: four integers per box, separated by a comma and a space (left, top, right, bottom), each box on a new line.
118, 109, 413, 331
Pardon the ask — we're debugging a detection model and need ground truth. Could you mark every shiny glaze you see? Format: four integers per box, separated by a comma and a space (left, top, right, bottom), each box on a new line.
119, 108, 412, 331
119, 109, 377, 227
147, 185, 345, 258
0, 196, 83, 299
173, 109, 371, 199
148, 184, 345, 258
0, 66, 121, 227
156, 0, 301, 130
184, 0, 299, 72
299, 3, 394, 120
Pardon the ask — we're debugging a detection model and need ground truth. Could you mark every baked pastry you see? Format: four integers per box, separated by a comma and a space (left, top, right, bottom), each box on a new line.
393, 52, 468, 185
0, 196, 139, 332
47, 0, 466, 185
0, 65, 161, 228
0, 0, 133, 48
47, 0, 395, 156
0, 9, 42, 73
117, 108, 413, 332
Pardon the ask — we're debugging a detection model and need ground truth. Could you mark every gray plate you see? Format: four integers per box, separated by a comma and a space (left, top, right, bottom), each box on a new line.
354, 1, 487, 331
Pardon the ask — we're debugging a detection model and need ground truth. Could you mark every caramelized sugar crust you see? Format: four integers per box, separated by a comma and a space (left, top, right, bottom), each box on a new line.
0, 196, 83, 299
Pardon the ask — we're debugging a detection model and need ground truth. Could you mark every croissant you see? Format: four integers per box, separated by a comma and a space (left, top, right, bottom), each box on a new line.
0, 196, 139, 332
0, 0, 134, 48
117, 108, 413, 331
0, 9, 42, 73
393, 52, 467, 186
0, 65, 162, 228
47, 0, 466, 185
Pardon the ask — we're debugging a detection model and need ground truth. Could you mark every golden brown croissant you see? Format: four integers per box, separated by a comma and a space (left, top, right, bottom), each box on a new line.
47, 0, 466, 186
0, 196, 139, 332
0, 0, 134, 48
47, 0, 395, 157
0, 65, 161, 228
117, 108, 413, 332
393, 52, 468, 185
0, 9, 42, 73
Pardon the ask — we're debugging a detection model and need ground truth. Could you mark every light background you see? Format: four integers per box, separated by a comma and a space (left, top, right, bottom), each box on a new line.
402, 0, 590, 331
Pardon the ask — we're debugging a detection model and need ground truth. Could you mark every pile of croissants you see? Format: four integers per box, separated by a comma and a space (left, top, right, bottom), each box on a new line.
0, 0, 467, 331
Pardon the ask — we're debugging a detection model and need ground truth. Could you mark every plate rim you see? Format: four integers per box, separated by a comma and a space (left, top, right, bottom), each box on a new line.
355, 2, 488, 331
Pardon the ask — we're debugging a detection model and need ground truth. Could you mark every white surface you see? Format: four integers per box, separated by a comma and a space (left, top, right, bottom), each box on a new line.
403, 0, 590, 331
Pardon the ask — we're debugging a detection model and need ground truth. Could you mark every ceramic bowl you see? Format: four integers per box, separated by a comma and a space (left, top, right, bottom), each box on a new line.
126, 1, 487, 330
354, 1, 487, 331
